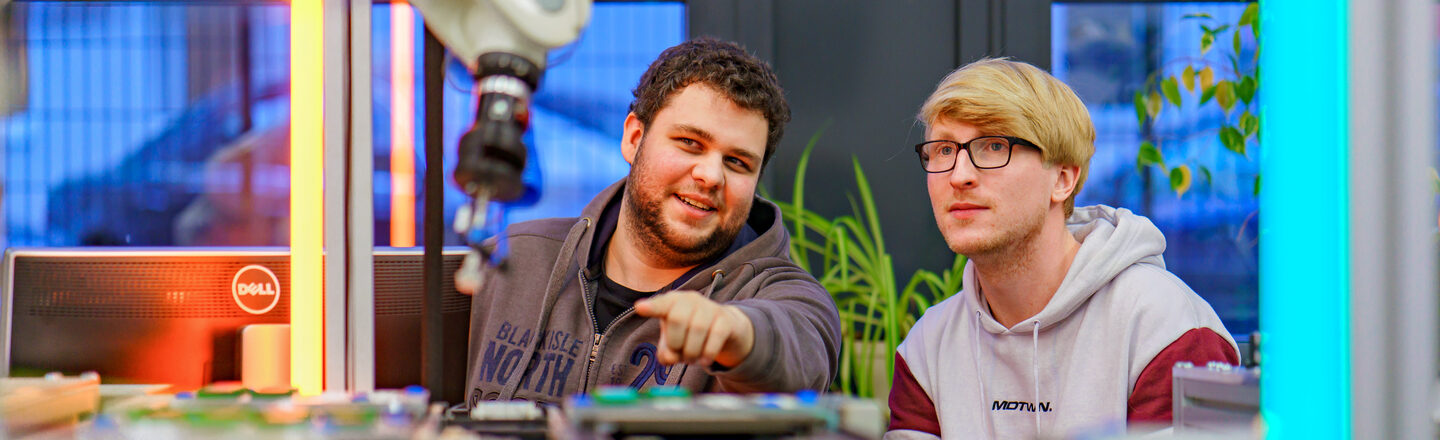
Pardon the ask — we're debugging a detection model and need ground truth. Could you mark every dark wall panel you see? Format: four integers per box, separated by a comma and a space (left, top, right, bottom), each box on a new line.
767, 0, 959, 281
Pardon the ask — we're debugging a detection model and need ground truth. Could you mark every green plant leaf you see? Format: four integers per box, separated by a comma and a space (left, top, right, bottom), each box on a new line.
789, 124, 829, 271
1232, 27, 1242, 55
850, 157, 887, 259
1200, 32, 1214, 56
1239, 111, 1259, 137
1199, 166, 1213, 185
1220, 125, 1246, 155
1134, 91, 1149, 124
1200, 84, 1217, 105
1183, 12, 1214, 20
1146, 90, 1163, 119
1237, 75, 1257, 105
1242, 3, 1259, 39
1254, 175, 1262, 196
1251, 9, 1261, 38
1199, 67, 1215, 92
1170, 165, 1193, 198
1215, 80, 1236, 115
1137, 141, 1165, 169
1161, 77, 1182, 107
1182, 66, 1196, 92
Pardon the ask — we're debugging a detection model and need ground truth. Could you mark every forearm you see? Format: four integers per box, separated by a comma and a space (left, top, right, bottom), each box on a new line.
707, 287, 840, 392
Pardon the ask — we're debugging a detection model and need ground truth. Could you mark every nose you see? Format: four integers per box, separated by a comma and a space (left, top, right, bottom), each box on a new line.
946, 152, 979, 189
691, 153, 725, 189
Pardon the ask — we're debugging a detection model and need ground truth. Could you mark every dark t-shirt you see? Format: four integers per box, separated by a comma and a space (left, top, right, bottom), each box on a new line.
586, 195, 759, 333
594, 269, 656, 332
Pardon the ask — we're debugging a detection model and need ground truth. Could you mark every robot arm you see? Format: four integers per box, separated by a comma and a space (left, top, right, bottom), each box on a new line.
411, 0, 590, 75
408, 0, 591, 272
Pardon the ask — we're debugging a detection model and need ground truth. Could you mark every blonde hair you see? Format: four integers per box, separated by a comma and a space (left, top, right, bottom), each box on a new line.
918, 58, 1095, 216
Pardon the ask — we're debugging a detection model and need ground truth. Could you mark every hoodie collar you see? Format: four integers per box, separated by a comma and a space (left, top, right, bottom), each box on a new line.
965, 204, 1169, 334
575, 177, 786, 292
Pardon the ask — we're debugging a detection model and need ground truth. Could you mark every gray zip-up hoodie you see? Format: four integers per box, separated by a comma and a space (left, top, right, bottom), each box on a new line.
463, 177, 842, 406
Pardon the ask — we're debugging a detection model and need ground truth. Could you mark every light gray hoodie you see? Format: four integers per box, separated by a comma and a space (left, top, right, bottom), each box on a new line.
887, 205, 1238, 439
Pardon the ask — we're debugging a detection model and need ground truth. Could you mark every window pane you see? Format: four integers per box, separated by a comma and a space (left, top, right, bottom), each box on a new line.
1052, 2, 1258, 336
0, 3, 292, 247
374, 2, 686, 246
0, 2, 686, 249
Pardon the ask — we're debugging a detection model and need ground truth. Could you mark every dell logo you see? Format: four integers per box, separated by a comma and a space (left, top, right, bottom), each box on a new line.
236, 282, 276, 296
231, 265, 281, 314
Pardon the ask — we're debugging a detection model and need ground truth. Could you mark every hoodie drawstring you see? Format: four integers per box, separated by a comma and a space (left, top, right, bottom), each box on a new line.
1032, 320, 1042, 436
498, 217, 591, 400
972, 310, 995, 438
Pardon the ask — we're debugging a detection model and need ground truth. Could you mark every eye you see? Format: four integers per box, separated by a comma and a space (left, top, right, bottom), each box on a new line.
675, 137, 701, 150
984, 141, 1007, 152
938, 145, 956, 156
725, 156, 753, 172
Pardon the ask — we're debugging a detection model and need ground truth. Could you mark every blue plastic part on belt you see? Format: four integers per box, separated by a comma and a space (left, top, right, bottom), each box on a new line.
796, 389, 819, 405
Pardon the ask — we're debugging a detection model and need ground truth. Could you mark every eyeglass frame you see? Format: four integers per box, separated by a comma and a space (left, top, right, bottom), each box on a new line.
913, 136, 1041, 173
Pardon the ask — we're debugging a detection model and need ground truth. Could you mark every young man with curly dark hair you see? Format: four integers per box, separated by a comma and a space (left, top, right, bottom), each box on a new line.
458, 37, 841, 406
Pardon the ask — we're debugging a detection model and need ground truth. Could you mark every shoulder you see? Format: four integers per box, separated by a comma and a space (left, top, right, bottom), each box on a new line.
897, 292, 971, 361
504, 217, 581, 241
1097, 264, 1238, 376
1103, 263, 1227, 330
743, 257, 822, 284
495, 215, 584, 247
479, 217, 584, 278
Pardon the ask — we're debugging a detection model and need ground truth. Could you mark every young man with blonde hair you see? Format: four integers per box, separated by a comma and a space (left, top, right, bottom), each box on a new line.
885, 58, 1238, 439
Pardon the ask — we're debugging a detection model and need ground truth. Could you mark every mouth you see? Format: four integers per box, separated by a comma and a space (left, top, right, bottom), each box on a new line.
948, 202, 987, 217
675, 194, 717, 212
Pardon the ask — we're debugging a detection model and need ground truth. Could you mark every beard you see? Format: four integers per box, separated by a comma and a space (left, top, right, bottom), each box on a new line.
623, 143, 748, 268
942, 203, 1047, 260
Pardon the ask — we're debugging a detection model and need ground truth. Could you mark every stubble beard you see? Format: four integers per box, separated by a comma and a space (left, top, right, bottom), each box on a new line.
942, 205, 1047, 262
623, 145, 746, 268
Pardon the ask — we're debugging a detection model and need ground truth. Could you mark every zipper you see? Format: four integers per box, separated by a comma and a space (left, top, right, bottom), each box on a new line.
578, 269, 601, 387
578, 268, 638, 388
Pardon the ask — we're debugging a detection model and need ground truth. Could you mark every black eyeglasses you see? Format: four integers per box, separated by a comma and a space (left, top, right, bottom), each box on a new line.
914, 136, 1039, 173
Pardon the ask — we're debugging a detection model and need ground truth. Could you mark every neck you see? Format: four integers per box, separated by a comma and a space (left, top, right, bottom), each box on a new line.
603, 198, 698, 292
970, 210, 1081, 329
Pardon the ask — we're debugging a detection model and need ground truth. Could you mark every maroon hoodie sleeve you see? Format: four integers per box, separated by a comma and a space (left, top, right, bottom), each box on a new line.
888, 352, 941, 436
1127, 328, 1240, 423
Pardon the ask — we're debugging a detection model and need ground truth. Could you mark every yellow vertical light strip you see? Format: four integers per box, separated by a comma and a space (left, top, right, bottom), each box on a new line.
289, 0, 324, 396
390, 3, 417, 247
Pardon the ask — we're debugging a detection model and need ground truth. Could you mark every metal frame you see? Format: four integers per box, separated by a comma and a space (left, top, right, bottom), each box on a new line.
347, 0, 376, 394
421, 25, 447, 403
1348, 0, 1436, 438
321, 0, 350, 393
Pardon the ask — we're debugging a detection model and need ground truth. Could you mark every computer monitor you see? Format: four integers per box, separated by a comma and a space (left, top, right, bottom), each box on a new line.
0, 247, 471, 402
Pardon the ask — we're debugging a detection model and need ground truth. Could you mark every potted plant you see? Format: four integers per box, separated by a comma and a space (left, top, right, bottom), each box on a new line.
769, 127, 966, 406
1133, 3, 1260, 198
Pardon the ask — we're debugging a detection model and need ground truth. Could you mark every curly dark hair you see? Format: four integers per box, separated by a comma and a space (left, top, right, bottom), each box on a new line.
629, 37, 791, 168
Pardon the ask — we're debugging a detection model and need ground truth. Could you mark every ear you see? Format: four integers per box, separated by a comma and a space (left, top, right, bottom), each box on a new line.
621, 113, 645, 165
1051, 163, 1081, 204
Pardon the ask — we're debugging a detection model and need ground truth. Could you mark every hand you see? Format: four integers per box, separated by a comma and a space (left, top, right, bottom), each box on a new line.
454, 250, 482, 295
634, 291, 755, 368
